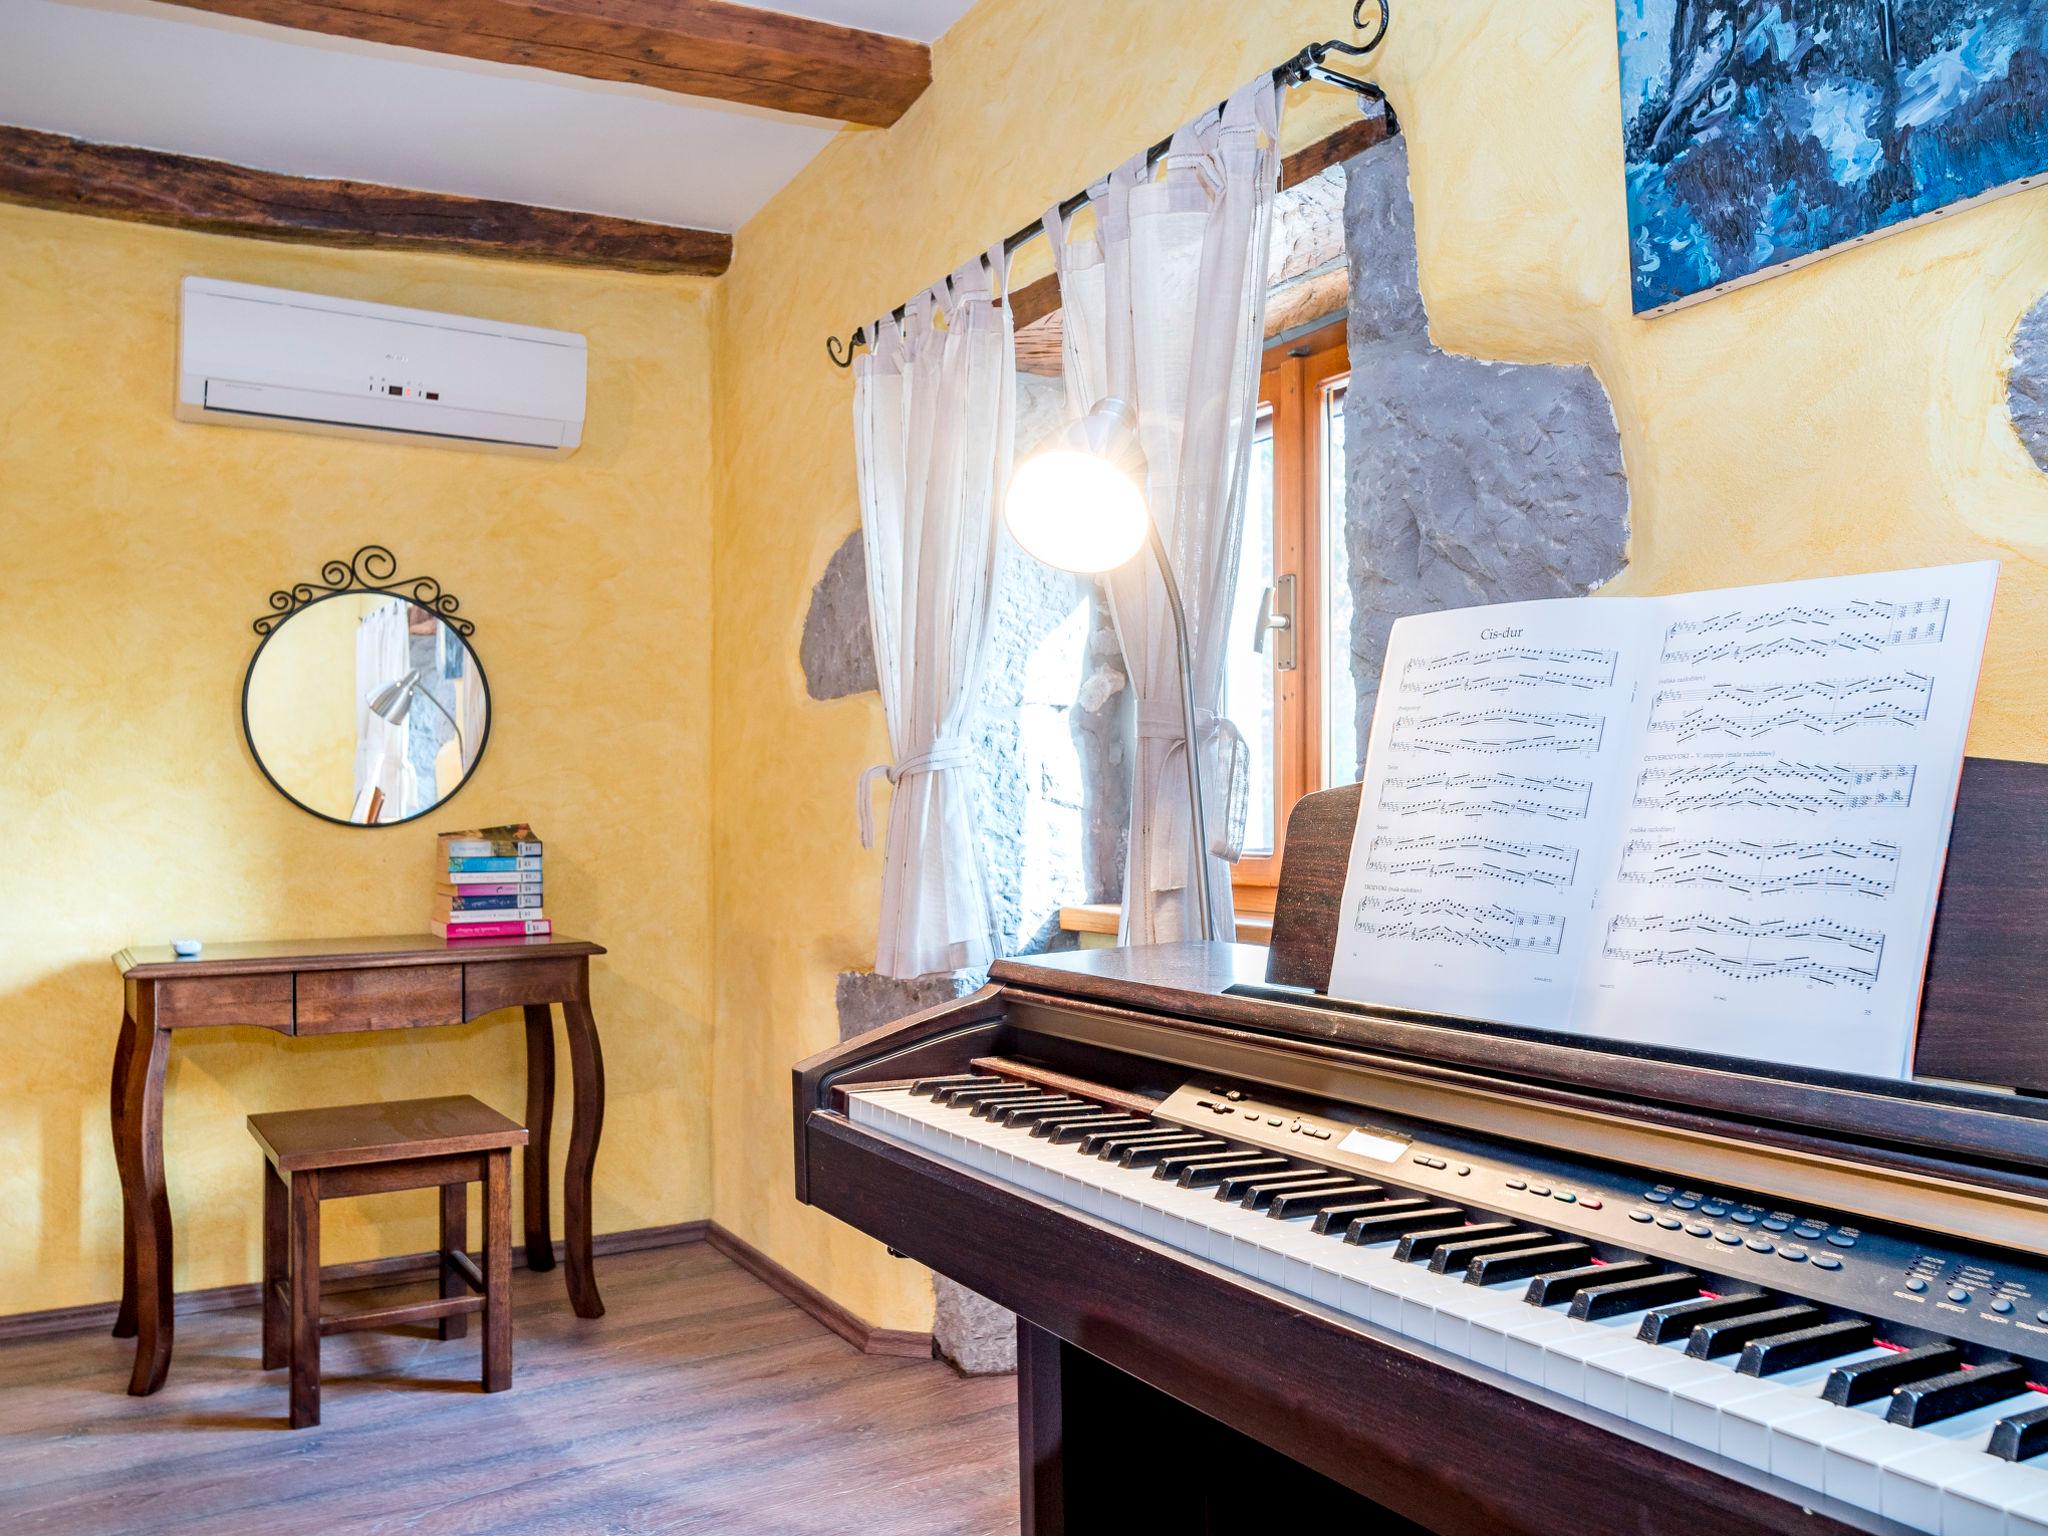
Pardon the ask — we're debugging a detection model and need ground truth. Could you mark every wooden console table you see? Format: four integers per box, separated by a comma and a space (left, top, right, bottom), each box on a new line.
110, 934, 607, 1396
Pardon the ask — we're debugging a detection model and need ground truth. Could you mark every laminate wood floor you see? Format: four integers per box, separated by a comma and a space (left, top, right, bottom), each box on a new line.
0, 1242, 1020, 1535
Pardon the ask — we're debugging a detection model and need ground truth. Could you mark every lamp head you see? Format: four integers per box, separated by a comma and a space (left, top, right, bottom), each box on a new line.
1005, 397, 1149, 574
367, 667, 426, 724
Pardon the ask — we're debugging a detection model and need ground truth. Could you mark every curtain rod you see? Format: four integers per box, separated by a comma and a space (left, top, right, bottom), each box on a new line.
824, 0, 1394, 369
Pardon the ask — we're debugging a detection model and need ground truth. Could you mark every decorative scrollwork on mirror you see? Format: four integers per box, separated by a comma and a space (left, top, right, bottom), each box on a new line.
252, 544, 475, 638
243, 546, 491, 827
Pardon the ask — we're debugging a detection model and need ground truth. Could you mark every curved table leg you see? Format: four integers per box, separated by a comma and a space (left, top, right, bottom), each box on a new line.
521, 1004, 556, 1273
111, 1008, 139, 1339
561, 994, 606, 1319
120, 1021, 175, 1395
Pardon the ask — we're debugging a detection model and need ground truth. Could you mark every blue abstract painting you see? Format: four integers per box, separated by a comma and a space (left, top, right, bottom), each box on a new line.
1618, 2, 2048, 314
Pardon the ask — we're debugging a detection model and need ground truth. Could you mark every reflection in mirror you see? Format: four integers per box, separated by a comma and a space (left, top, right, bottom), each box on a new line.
244, 594, 489, 826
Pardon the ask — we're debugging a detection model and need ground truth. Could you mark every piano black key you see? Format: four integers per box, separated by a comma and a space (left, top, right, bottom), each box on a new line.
1266, 1183, 1384, 1221
1393, 1221, 1518, 1263
1989, 1403, 2048, 1463
1822, 1343, 1963, 1406
1030, 1111, 1132, 1140
1173, 1154, 1290, 1188
934, 1081, 1036, 1107
1241, 1175, 1357, 1212
1735, 1318, 1876, 1378
1885, 1360, 2031, 1428
911, 1074, 989, 1097
1526, 1259, 1658, 1308
1077, 1124, 1166, 1155
1427, 1230, 1556, 1275
1684, 1304, 1823, 1360
1343, 1204, 1464, 1245
1217, 1167, 1327, 1204
1313, 1197, 1429, 1235
1117, 1137, 1224, 1169
975, 1093, 1071, 1119
1087, 1127, 1195, 1156
1635, 1292, 1772, 1344
995, 1099, 1091, 1126
1567, 1270, 1702, 1321
1462, 1241, 1591, 1287
1047, 1115, 1150, 1145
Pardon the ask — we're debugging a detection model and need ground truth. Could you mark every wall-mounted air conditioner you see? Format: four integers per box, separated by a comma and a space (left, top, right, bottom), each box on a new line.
176, 277, 587, 455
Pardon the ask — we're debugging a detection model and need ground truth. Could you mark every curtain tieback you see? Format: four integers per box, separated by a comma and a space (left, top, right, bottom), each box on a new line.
857, 737, 978, 850
1135, 703, 1249, 866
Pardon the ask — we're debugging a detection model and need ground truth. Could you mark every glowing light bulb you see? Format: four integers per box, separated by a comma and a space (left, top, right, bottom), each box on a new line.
1005, 448, 1148, 573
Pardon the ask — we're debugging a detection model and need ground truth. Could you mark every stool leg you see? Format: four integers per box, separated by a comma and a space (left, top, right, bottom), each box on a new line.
289, 1171, 321, 1429
439, 1182, 469, 1342
261, 1164, 287, 1370
482, 1149, 512, 1393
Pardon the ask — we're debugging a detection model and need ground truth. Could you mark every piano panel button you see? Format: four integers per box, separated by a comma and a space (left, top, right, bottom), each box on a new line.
1990, 1403, 2048, 1462
1343, 1204, 1465, 1246
1637, 1292, 1775, 1345
1046, 1114, 1150, 1144
1734, 1318, 1877, 1377
1392, 1221, 1518, 1263
1266, 1182, 1385, 1220
1462, 1241, 1592, 1287
1116, 1136, 1223, 1168
1173, 1153, 1290, 1187
1217, 1166, 1324, 1203
1886, 1361, 2032, 1428
1428, 1230, 1558, 1275
1313, 1196, 1429, 1234
1235, 1173, 1352, 1210
1568, 1270, 1704, 1321
1823, 1343, 1965, 1406
1526, 1259, 1659, 1308
1684, 1304, 1822, 1360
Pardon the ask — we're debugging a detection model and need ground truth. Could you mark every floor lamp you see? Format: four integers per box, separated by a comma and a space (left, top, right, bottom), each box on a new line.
1005, 398, 1217, 943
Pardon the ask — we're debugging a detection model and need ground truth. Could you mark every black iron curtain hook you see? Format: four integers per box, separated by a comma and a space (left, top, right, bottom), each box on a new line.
1333, 0, 1392, 57
827, 329, 865, 369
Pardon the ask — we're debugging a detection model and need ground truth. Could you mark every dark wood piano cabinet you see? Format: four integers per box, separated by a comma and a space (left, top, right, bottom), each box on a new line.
794, 757, 2048, 1535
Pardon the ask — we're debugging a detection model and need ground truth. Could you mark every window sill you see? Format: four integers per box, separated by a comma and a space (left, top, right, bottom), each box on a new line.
1057, 902, 1273, 947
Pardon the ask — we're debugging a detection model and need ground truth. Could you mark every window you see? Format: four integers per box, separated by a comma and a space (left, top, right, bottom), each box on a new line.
1221, 324, 1356, 894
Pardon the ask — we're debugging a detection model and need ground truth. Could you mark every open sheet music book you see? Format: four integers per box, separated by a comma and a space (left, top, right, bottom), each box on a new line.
1326, 562, 1999, 1080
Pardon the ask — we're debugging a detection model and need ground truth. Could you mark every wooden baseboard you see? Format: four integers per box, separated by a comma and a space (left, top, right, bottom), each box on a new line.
706, 1223, 932, 1360
0, 1220, 709, 1344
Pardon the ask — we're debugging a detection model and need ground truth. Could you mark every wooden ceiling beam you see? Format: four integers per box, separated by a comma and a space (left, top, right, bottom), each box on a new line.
160, 0, 932, 127
0, 125, 731, 275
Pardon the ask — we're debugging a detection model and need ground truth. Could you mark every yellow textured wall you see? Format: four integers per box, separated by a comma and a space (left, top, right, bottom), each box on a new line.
708, 0, 2048, 1332
242, 590, 377, 821
0, 204, 716, 1317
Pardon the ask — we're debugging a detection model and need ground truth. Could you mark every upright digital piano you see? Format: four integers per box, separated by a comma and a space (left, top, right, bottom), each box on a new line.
794, 760, 2048, 1534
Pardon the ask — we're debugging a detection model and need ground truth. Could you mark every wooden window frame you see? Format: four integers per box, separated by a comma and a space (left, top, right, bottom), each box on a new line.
1233, 322, 1349, 895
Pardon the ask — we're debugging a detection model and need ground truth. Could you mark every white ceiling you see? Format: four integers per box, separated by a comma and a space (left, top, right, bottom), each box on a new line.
0, 0, 979, 234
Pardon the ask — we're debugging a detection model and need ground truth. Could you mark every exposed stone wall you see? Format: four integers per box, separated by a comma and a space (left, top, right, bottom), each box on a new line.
1340, 138, 1630, 768
2014, 295, 2048, 476
800, 531, 878, 701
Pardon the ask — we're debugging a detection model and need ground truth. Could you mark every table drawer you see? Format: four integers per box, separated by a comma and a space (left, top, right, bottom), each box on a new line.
156, 973, 294, 1031
296, 966, 461, 1035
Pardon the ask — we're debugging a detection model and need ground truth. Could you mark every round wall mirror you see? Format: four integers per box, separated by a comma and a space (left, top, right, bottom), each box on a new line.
243, 590, 491, 826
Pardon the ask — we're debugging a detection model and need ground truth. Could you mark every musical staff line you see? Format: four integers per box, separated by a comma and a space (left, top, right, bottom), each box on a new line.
1645, 673, 1934, 744
1364, 831, 1580, 890
1632, 759, 1917, 816
1380, 770, 1595, 823
1399, 646, 1620, 696
1660, 596, 1950, 666
1355, 894, 1567, 955
1388, 708, 1606, 758
1602, 911, 1883, 989
1616, 836, 1900, 899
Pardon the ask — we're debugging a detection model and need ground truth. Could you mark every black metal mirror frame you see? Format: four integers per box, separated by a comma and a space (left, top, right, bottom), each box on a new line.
241, 546, 491, 830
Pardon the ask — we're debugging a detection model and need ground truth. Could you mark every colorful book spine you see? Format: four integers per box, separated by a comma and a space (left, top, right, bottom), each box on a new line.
435, 881, 540, 898
433, 918, 551, 940
440, 837, 543, 858
438, 893, 542, 913
442, 871, 544, 888
446, 855, 543, 873
441, 906, 546, 924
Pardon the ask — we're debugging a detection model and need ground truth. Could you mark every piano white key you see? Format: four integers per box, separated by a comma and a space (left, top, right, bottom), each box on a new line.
1937, 1462, 2048, 1536
1717, 1350, 1896, 1470
2011, 1489, 2048, 1536
1625, 1354, 1728, 1437
1825, 1420, 1949, 1517
1878, 1396, 2048, 1534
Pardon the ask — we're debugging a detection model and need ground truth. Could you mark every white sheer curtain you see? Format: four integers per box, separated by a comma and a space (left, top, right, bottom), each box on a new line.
1043, 78, 1283, 945
854, 247, 1016, 977
351, 597, 412, 823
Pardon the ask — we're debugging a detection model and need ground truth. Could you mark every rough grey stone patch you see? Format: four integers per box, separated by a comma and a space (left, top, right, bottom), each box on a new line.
1073, 590, 1131, 905
1341, 138, 1630, 767
932, 1274, 1017, 1375
834, 969, 977, 1043
801, 530, 879, 701
2013, 295, 2048, 475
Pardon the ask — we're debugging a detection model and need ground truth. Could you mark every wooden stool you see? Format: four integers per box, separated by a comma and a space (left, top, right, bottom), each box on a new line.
247, 1095, 528, 1428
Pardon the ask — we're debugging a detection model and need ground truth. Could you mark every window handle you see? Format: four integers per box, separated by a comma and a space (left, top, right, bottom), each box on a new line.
1252, 574, 1298, 671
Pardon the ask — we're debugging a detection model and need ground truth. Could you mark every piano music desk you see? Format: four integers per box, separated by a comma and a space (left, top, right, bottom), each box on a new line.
109, 934, 607, 1396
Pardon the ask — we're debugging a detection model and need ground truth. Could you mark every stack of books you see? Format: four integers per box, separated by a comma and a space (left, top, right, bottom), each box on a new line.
433, 823, 550, 940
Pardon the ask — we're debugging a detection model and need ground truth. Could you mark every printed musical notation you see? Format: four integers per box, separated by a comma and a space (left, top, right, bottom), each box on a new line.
1616, 836, 1899, 899
1644, 672, 1934, 743
1632, 759, 1917, 816
1388, 707, 1606, 758
1660, 596, 1950, 666
1363, 832, 1580, 889
1355, 894, 1567, 956
1399, 645, 1620, 696
1601, 912, 1883, 990
1380, 770, 1595, 823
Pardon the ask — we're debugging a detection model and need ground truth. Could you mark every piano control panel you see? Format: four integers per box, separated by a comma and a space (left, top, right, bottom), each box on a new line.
1155, 1081, 2048, 1363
